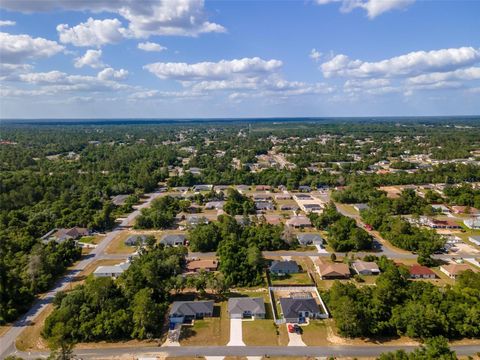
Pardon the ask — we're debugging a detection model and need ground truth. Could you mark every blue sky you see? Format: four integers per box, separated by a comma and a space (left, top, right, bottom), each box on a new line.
1, 0, 479, 118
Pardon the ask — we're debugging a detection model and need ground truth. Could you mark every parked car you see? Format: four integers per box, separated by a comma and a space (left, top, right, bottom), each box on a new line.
287, 324, 294, 333
294, 324, 302, 334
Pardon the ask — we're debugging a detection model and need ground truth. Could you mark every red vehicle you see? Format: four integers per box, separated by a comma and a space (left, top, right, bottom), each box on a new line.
364, 224, 373, 231
287, 324, 294, 333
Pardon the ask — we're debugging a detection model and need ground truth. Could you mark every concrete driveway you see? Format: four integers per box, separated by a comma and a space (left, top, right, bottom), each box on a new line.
227, 318, 245, 346
286, 324, 306, 346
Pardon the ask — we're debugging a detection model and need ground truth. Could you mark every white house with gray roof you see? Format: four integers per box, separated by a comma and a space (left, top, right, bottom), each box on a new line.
169, 301, 214, 323
227, 297, 265, 319
160, 234, 186, 247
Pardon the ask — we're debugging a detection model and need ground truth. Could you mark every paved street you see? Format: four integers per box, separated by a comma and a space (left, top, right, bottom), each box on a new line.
13, 344, 480, 359
0, 191, 164, 360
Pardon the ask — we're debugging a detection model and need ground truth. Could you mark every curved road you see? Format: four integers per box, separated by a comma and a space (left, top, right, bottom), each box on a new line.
0, 191, 164, 359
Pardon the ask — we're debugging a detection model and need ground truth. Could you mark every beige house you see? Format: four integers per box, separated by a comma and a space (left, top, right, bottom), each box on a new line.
440, 264, 476, 279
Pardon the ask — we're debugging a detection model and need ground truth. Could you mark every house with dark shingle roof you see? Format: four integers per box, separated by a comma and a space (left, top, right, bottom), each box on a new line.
269, 260, 299, 276
160, 234, 186, 247
227, 297, 265, 319
279, 297, 321, 323
169, 301, 214, 323
297, 233, 323, 246
124, 234, 148, 246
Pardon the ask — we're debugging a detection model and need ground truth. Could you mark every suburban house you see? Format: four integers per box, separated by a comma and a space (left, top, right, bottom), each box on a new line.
253, 193, 272, 201
213, 185, 230, 192
275, 194, 292, 200
255, 201, 275, 211
269, 260, 299, 276
111, 194, 129, 206
193, 184, 212, 192
256, 185, 271, 191
263, 215, 282, 225
124, 234, 148, 246
302, 203, 323, 213
352, 260, 380, 275
160, 234, 186, 247
279, 297, 322, 323
93, 262, 130, 278
188, 168, 203, 176
451, 206, 479, 214
409, 265, 436, 279
468, 235, 480, 246
204, 201, 225, 210
42, 227, 90, 244
293, 194, 313, 200
173, 186, 189, 192
431, 204, 450, 213
464, 217, 480, 230
422, 218, 461, 229
440, 264, 476, 279
298, 185, 312, 192
236, 185, 250, 193
169, 301, 214, 324
280, 204, 299, 211
185, 259, 218, 273
227, 297, 266, 319
297, 233, 323, 247
353, 203, 370, 212
316, 262, 350, 279
286, 216, 312, 228
186, 215, 209, 228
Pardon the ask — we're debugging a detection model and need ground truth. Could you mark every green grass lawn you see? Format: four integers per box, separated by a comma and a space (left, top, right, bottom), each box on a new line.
179, 302, 230, 346
271, 272, 313, 285
242, 320, 282, 345
301, 320, 329, 346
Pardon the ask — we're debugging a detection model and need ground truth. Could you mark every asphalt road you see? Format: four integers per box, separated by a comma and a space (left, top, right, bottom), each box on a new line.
0, 191, 164, 360
13, 344, 480, 359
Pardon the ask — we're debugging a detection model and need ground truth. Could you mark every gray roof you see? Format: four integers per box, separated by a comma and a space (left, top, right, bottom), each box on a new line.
228, 297, 265, 315
125, 234, 147, 245
270, 260, 299, 273
354, 203, 370, 211
160, 234, 186, 245
169, 301, 214, 317
297, 233, 323, 244
279, 298, 320, 319
111, 194, 129, 206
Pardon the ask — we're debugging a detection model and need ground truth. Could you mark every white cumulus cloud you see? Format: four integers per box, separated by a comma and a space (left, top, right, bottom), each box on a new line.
310, 49, 322, 62
97, 67, 129, 81
0, 31, 64, 64
0, 20, 16, 26
321, 47, 480, 78
57, 18, 126, 47
138, 42, 167, 52
144, 57, 283, 80
2, 0, 225, 38
315, 0, 415, 18
74, 49, 106, 69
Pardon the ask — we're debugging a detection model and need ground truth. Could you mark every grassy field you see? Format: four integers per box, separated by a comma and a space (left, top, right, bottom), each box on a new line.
242, 320, 283, 345
0, 325, 11, 337
78, 235, 102, 244
105, 231, 138, 254
301, 320, 329, 346
16, 304, 53, 351
179, 302, 230, 346
270, 272, 313, 285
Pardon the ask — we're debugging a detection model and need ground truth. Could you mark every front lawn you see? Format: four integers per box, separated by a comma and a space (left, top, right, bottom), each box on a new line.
179, 302, 230, 346
301, 320, 329, 346
270, 272, 313, 285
